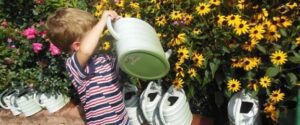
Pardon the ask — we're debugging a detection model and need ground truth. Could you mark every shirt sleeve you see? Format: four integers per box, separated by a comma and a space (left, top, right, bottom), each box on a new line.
65, 53, 88, 84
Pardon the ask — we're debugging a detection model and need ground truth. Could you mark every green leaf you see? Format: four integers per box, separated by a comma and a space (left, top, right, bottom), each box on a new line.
265, 67, 279, 77
288, 56, 300, 64
256, 44, 267, 54
279, 28, 287, 37
209, 59, 220, 79
287, 73, 297, 85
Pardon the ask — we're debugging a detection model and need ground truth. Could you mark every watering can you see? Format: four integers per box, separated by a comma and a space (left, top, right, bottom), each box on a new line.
107, 17, 171, 80
228, 90, 261, 125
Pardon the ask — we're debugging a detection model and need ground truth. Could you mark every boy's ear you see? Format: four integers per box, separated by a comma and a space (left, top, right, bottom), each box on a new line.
71, 41, 80, 51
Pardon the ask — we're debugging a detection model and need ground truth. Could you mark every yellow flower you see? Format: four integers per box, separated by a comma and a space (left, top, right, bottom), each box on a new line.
195, 3, 211, 16
256, 8, 269, 21
234, 20, 249, 36
277, 6, 289, 15
188, 68, 197, 78
265, 29, 281, 42
262, 20, 277, 31
264, 102, 276, 113
177, 46, 189, 60
242, 39, 258, 52
280, 16, 292, 28
183, 13, 193, 25
170, 10, 182, 20
296, 37, 300, 45
227, 79, 241, 92
227, 14, 241, 27
270, 50, 288, 65
216, 15, 226, 26
175, 64, 185, 78
192, 52, 205, 67
102, 41, 110, 51
95, 3, 104, 10
264, 102, 279, 123
116, 0, 125, 8
130, 1, 140, 10
247, 80, 258, 91
286, 2, 297, 9
155, 15, 167, 27
269, 89, 285, 103
259, 76, 271, 88
231, 58, 243, 68
173, 77, 184, 89
249, 25, 265, 40
236, 0, 246, 9
242, 57, 256, 71
209, 0, 221, 6
173, 33, 186, 46
193, 28, 202, 35
94, 10, 103, 17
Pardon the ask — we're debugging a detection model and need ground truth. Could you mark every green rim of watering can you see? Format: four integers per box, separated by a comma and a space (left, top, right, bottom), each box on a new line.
119, 50, 170, 80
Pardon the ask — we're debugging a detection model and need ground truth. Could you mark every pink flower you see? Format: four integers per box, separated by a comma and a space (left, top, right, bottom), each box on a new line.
32, 42, 43, 53
49, 43, 61, 56
22, 27, 37, 39
35, 0, 44, 4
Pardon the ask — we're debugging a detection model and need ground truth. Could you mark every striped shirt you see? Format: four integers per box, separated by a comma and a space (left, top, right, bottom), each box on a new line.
66, 53, 129, 125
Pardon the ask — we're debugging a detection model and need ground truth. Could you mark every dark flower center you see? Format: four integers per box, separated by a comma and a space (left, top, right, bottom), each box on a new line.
270, 32, 275, 35
273, 94, 278, 97
239, 24, 244, 28
231, 84, 236, 88
200, 6, 205, 10
276, 56, 281, 60
254, 30, 258, 34
230, 16, 235, 20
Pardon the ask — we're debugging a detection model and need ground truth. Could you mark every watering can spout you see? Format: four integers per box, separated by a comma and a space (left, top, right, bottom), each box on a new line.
165, 49, 172, 60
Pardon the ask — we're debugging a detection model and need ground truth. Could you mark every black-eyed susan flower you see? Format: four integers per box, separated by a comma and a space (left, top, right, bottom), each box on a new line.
227, 79, 241, 92
277, 6, 289, 15
242, 39, 258, 52
247, 80, 258, 91
216, 15, 226, 26
227, 14, 242, 27
175, 64, 185, 78
192, 52, 205, 67
259, 76, 271, 88
209, 0, 221, 6
242, 57, 256, 71
173, 77, 184, 89
265, 29, 281, 42
173, 33, 186, 45
130, 1, 140, 10
249, 25, 265, 40
192, 28, 202, 35
95, 10, 103, 17
264, 102, 276, 113
177, 46, 189, 60
170, 10, 182, 20
183, 13, 193, 25
231, 58, 243, 68
195, 3, 211, 16
280, 16, 292, 28
188, 68, 197, 78
263, 20, 277, 31
256, 8, 269, 21
102, 41, 111, 51
264, 102, 279, 122
116, 0, 125, 8
269, 89, 285, 103
270, 50, 288, 65
155, 15, 167, 27
234, 20, 249, 36
296, 36, 300, 45
236, 0, 246, 10
286, 2, 297, 9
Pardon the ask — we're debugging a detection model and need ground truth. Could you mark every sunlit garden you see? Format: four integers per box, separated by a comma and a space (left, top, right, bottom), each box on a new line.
1, 0, 300, 125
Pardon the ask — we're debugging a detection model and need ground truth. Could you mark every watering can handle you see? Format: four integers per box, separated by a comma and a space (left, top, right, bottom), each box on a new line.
106, 16, 120, 40
0, 89, 10, 109
165, 49, 172, 60
33, 93, 46, 107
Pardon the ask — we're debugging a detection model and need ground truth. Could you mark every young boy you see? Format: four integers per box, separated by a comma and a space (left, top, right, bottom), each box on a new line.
46, 8, 129, 125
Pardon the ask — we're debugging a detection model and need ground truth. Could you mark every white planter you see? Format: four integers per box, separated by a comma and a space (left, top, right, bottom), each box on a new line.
228, 90, 261, 125
11, 92, 42, 117
0, 89, 22, 116
140, 81, 163, 125
34, 92, 70, 113
158, 85, 192, 125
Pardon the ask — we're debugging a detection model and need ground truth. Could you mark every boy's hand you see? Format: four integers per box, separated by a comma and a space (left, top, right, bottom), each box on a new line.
100, 10, 120, 23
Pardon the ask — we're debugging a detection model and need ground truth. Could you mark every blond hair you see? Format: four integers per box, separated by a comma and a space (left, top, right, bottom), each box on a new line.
46, 8, 97, 52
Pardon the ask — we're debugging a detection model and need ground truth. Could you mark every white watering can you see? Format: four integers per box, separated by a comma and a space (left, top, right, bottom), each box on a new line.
107, 17, 172, 80
228, 90, 261, 125
0, 89, 22, 116
34, 92, 70, 113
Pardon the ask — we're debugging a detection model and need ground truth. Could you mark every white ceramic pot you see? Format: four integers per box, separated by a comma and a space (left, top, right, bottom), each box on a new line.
34, 92, 70, 113
0, 89, 22, 116
107, 17, 172, 80
11, 92, 42, 117
140, 81, 163, 125
228, 90, 261, 125
158, 86, 192, 125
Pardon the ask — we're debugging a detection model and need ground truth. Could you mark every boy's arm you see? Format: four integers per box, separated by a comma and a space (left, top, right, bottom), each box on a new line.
76, 10, 119, 68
